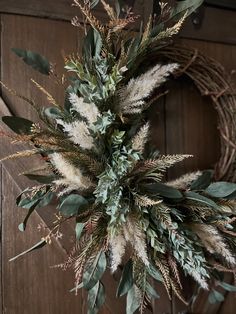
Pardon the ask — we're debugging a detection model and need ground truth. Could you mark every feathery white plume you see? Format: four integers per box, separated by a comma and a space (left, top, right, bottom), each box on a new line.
69, 93, 100, 126
109, 232, 126, 273
123, 216, 149, 266
167, 171, 202, 189
119, 63, 178, 114
132, 122, 150, 153
51, 153, 93, 191
57, 119, 94, 150
192, 224, 236, 266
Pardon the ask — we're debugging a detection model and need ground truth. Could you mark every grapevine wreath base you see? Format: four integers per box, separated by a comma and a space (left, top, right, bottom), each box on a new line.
159, 45, 236, 183
1, 1, 236, 313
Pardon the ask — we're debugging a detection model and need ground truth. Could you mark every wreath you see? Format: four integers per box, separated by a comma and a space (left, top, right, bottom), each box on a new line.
1, 1, 236, 313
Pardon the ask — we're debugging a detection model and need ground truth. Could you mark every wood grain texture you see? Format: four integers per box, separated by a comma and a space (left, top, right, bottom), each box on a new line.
0, 0, 152, 25
180, 6, 236, 45
1, 166, 85, 314
164, 78, 220, 180
1, 14, 78, 122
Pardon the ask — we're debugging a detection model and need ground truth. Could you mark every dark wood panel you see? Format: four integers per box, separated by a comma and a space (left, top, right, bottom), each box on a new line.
0, 0, 109, 22
165, 78, 220, 180
0, 0, 152, 24
180, 6, 236, 45
1, 166, 85, 314
1, 14, 78, 122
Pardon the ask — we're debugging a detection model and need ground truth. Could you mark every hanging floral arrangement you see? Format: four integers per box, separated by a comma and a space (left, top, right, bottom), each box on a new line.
1, 0, 236, 313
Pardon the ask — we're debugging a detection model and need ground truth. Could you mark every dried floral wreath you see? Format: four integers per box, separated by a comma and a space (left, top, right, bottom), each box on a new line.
1, 0, 236, 313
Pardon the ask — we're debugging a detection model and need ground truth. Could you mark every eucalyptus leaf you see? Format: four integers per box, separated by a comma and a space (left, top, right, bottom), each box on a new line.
147, 264, 163, 282
83, 28, 102, 59
151, 0, 203, 37
219, 282, 236, 292
88, 281, 105, 314
12, 48, 50, 75
117, 259, 133, 297
126, 285, 140, 314
59, 194, 88, 217
208, 289, 224, 304
171, 0, 204, 20
90, 0, 100, 9
83, 251, 107, 290
9, 239, 46, 262
2, 116, 33, 134
44, 107, 63, 120
141, 182, 183, 200
17, 190, 54, 231
185, 191, 219, 210
205, 182, 236, 198
23, 174, 56, 184
19, 205, 39, 232
190, 170, 213, 190
75, 223, 84, 241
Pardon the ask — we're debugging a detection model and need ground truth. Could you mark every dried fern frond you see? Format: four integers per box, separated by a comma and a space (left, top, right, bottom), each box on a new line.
0, 149, 39, 161
101, 0, 117, 21
132, 122, 150, 153
0, 81, 37, 109
155, 257, 172, 299
141, 15, 152, 46
0, 131, 34, 144
109, 230, 126, 272
31, 79, 60, 108
191, 223, 236, 266
218, 199, 236, 214
123, 215, 149, 267
168, 254, 182, 289
171, 278, 188, 306
153, 11, 188, 42
134, 194, 162, 207
132, 154, 192, 177
167, 171, 202, 189
73, 0, 105, 34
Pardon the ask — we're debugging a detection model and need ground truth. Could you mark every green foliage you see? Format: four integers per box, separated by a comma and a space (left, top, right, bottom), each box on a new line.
9, 239, 47, 262
17, 187, 54, 231
87, 281, 105, 314
83, 28, 103, 60
59, 194, 89, 217
185, 191, 219, 210
75, 223, 84, 241
83, 251, 107, 290
23, 174, 56, 184
2, 116, 33, 134
219, 282, 236, 292
140, 182, 183, 200
12, 48, 50, 75
126, 285, 140, 314
208, 289, 225, 304
205, 182, 236, 198
117, 259, 133, 297
190, 170, 213, 190
92, 110, 116, 134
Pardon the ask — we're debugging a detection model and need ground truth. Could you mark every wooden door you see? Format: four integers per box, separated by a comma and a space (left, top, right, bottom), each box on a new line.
0, 1, 236, 313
